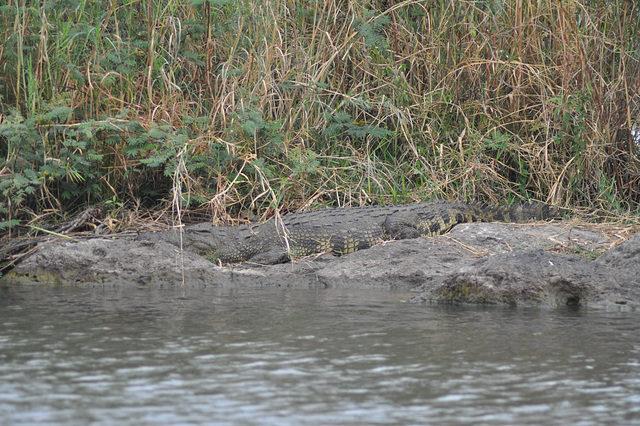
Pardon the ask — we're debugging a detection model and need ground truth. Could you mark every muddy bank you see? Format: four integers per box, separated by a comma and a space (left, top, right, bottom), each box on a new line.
2, 221, 639, 310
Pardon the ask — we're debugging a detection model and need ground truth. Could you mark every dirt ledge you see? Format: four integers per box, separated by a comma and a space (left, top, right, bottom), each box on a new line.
2, 222, 639, 310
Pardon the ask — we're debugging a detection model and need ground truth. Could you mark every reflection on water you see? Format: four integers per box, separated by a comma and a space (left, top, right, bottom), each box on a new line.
1, 285, 639, 425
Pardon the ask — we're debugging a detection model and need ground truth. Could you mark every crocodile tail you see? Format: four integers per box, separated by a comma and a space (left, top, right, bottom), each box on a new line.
475, 201, 567, 223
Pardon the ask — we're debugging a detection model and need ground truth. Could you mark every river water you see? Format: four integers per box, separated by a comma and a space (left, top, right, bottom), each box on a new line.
1, 285, 639, 425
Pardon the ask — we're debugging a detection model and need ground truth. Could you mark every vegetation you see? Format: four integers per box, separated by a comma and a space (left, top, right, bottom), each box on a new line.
1, 0, 639, 232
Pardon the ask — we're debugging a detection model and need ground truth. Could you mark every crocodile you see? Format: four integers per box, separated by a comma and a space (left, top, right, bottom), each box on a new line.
138, 200, 565, 265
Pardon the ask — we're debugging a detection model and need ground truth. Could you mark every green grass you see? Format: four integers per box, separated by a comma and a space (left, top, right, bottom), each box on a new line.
1, 0, 639, 230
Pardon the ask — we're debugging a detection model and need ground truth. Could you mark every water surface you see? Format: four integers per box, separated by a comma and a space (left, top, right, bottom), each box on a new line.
1, 285, 639, 425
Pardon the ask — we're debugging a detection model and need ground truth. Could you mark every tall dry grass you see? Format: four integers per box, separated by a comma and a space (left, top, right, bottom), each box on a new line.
1, 0, 639, 228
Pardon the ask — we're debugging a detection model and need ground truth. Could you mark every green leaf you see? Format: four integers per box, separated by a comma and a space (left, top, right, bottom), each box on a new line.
357, 11, 391, 49
43, 106, 73, 123
0, 220, 21, 230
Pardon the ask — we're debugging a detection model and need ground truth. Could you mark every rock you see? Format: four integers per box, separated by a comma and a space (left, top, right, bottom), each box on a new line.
2, 238, 220, 287
409, 249, 635, 309
596, 232, 640, 272
2, 222, 639, 310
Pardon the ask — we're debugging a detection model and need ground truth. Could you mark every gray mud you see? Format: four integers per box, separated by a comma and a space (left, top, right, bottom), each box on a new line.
3, 222, 639, 310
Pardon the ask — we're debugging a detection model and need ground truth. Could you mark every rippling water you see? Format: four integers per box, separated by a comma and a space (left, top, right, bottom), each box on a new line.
1, 284, 639, 425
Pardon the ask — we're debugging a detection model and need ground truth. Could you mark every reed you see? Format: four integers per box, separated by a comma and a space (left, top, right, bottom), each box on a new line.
1, 0, 639, 231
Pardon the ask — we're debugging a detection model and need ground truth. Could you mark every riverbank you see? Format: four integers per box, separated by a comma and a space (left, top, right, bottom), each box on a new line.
3, 220, 638, 310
